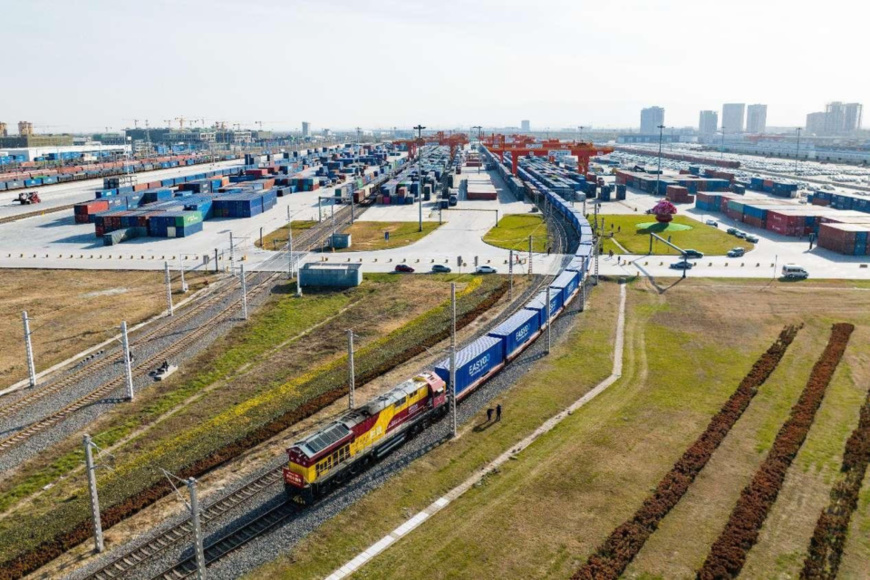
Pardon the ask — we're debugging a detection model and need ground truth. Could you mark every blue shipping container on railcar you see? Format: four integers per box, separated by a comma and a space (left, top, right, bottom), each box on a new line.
434, 336, 504, 399
487, 308, 541, 360
524, 290, 563, 327
549, 270, 580, 304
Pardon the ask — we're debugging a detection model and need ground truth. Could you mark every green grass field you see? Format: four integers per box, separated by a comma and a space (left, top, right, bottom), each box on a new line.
483, 214, 549, 253
249, 279, 870, 580
597, 214, 753, 256
255, 220, 318, 249
336, 221, 441, 252
0, 275, 509, 577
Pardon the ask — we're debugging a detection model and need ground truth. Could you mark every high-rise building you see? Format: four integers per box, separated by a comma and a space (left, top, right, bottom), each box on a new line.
746, 104, 768, 133
721, 104, 745, 134
806, 112, 827, 135
18, 121, 33, 136
302, 121, 310, 137
521, 120, 530, 132
698, 110, 718, 136
640, 106, 665, 134
844, 103, 863, 132
0, 122, 7, 137
825, 102, 846, 135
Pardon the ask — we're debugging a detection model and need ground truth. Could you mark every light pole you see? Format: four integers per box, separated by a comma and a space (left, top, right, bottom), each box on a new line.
719, 126, 726, 159
655, 124, 665, 196
578, 126, 585, 142
794, 128, 802, 175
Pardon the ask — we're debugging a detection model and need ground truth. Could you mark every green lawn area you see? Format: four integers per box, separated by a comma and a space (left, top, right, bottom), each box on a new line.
256, 220, 318, 249
483, 213, 549, 253
597, 214, 753, 256
249, 279, 870, 580
335, 221, 441, 252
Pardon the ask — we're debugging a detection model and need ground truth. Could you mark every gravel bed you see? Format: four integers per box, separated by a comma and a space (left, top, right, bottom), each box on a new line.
0, 273, 277, 474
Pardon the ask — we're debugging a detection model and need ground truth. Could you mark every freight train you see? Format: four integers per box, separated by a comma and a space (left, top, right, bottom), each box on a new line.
283, 145, 595, 504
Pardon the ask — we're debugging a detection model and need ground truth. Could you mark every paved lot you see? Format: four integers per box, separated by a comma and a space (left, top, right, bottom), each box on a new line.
0, 160, 244, 218
3, 161, 866, 279
591, 188, 870, 279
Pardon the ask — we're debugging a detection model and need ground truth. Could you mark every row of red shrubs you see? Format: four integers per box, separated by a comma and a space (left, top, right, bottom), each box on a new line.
800, 375, 870, 579
571, 324, 802, 580
697, 323, 854, 579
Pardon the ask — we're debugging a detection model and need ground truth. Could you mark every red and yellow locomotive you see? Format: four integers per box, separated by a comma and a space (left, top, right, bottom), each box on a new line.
283, 372, 447, 503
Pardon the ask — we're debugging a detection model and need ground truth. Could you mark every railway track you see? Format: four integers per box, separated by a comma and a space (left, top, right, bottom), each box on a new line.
152, 500, 298, 580
0, 274, 243, 421
89, 469, 285, 580
0, 273, 279, 454
82, 193, 575, 580
0, 202, 80, 225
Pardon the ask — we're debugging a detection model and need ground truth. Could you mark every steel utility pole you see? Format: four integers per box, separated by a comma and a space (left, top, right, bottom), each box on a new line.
450, 282, 457, 439
121, 321, 134, 400
655, 124, 665, 196
179, 261, 188, 293
418, 184, 423, 232
240, 263, 248, 320
347, 329, 355, 410
83, 434, 104, 553
528, 235, 533, 276
287, 217, 294, 279
22, 311, 36, 388
594, 234, 600, 286
164, 262, 174, 316
508, 249, 514, 301
546, 286, 552, 354
229, 232, 235, 273
720, 126, 726, 159
795, 128, 802, 175
187, 478, 206, 580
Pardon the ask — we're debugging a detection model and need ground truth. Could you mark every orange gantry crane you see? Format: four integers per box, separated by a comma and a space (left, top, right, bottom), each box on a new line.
394, 131, 470, 159
484, 135, 614, 175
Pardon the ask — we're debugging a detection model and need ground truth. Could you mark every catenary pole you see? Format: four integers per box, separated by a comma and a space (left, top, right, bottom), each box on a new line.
187, 478, 206, 580
164, 262, 174, 316
450, 282, 457, 438
508, 249, 513, 301
546, 286, 552, 354
22, 311, 36, 388
347, 329, 355, 410
528, 235, 533, 276
84, 435, 104, 553
240, 264, 248, 320
121, 321, 134, 400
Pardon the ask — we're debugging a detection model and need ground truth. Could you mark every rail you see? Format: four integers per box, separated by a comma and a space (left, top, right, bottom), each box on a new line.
0, 273, 279, 455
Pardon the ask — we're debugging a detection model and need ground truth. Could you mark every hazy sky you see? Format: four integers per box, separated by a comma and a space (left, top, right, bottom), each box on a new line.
1, 0, 866, 132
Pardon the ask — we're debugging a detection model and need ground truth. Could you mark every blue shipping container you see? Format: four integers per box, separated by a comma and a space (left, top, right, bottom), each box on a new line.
549, 270, 580, 304
487, 309, 541, 360
524, 290, 563, 327
434, 336, 504, 399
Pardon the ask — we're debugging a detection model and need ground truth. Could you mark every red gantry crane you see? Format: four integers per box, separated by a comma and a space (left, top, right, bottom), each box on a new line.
483, 134, 614, 175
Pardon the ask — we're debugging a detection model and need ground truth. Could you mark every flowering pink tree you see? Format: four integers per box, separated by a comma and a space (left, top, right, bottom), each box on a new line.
651, 199, 678, 223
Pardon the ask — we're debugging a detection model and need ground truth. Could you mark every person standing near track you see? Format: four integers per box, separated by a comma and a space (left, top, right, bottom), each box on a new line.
496, 404, 502, 422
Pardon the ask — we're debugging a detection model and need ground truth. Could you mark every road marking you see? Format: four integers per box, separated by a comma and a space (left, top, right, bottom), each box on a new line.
325, 282, 627, 579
